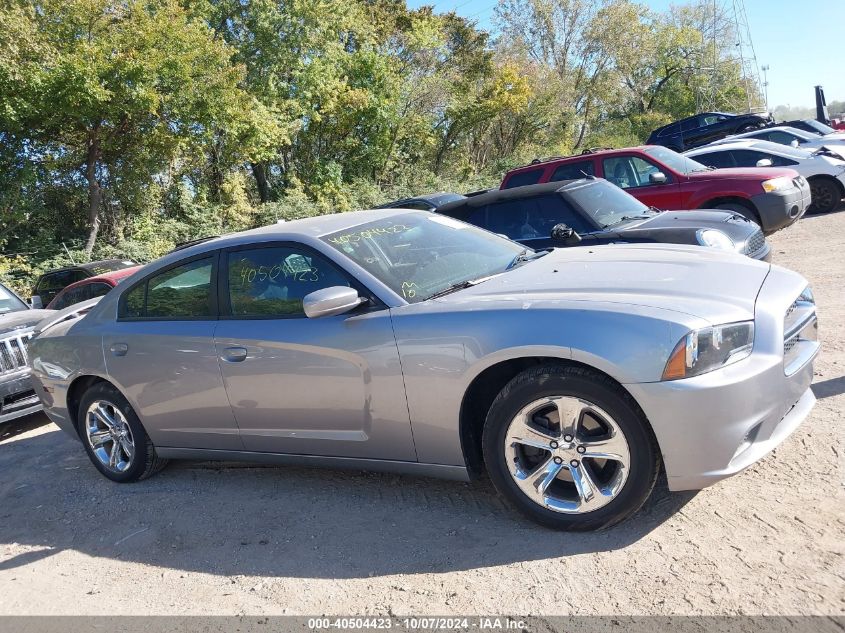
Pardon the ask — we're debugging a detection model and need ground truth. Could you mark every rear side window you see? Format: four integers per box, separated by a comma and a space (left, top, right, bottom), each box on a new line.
226, 246, 351, 318
503, 168, 544, 189
695, 151, 735, 168
120, 257, 214, 319
89, 282, 113, 299
657, 123, 681, 138
52, 284, 91, 310
733, 150, 799, 167
549, 161, 594, 182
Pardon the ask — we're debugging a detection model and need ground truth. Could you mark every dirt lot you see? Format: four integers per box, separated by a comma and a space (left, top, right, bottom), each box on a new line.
1, 210, 843, 616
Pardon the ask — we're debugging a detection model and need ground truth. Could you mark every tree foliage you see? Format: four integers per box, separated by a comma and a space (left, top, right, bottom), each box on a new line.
0, 0, 764, 292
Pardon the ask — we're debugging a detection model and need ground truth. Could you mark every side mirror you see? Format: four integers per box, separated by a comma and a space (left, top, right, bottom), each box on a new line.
649, 171, 668, 184
551, 223, 582, 244
790, 140, 799, 148
303, 286, 365, 318
755, 158, 773, 167
30, 295, 43, 309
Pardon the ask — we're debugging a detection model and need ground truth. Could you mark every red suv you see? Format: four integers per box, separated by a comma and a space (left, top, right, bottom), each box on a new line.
500, 146, 811, 234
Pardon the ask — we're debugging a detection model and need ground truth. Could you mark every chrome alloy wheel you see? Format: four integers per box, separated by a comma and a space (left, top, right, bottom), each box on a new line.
504, 396, 630, 513
85, 400, 135, 473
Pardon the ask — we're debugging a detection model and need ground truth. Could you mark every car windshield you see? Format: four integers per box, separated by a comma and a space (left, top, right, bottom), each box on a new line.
801, 120, 836, 135
643, 146, 709, 174
321, 213, 525, 303
565, 180, 652, 227
0, 283, 29, 314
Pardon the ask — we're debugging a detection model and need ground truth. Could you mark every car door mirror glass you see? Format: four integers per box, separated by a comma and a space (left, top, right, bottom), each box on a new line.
755, 158, 773, 167
303, 286, 364, 318
649, 171, 668, 184
30, 295, 43, 309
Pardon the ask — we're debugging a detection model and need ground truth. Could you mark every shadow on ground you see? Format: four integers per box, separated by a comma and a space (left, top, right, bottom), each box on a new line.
0, 414, 696, 579
812, 375, 845, 400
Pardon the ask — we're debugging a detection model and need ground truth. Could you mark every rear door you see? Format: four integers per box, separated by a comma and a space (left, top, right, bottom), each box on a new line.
213, 242, 415, 460
102, 253, 242, 450
599, 154, 681, 209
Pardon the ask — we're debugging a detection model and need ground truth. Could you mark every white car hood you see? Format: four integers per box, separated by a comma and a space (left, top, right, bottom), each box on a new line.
446, 244, 770, 325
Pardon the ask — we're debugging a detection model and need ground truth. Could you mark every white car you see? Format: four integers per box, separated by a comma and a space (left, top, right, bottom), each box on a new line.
711, 125, 845, 158
685, 139, 845, 213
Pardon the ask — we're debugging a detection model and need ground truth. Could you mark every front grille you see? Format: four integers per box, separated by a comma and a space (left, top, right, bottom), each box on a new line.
743, 228, 766, 257
0, 330, 33, 376
783, 294, 818, 375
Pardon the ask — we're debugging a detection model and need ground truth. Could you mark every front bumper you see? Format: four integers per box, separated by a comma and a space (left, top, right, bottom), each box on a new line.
0, 370, 42, 424
625, 269, 818, 491
750, 178, 812, 234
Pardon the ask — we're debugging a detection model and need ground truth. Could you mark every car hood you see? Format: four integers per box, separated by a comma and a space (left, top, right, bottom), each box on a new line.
685, 166, 797, 182
614, 210, 758, 239
441, 244, 770, 325
0, 309, 53, 336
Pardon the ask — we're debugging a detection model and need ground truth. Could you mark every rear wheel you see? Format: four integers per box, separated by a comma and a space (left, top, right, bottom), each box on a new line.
482, 365, 660, 531
808, 177, 841, 214
77, 382, 167, 482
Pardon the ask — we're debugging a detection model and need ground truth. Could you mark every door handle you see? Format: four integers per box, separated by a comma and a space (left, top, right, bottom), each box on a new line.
221, 346, 248, 363
110, 343, 128, 357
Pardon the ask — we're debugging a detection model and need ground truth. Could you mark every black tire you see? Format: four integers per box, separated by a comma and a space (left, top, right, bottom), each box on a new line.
808, 177, 841, 214
77, 382, 168, 482
713, 201, 762, 226
482, 364, 660, 531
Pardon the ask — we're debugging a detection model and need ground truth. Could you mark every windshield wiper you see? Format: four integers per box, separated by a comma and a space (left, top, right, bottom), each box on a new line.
506, 249, 549, 270
426, 275, 497, 300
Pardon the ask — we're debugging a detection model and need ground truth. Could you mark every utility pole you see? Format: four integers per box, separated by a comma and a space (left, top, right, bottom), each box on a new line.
761, 64, 770, 112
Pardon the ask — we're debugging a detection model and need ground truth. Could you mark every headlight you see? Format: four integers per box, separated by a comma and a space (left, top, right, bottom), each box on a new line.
662, 321, 755, 380
797, 285, 814, 305
761, 176, 793, 193
696, 229, 735, 250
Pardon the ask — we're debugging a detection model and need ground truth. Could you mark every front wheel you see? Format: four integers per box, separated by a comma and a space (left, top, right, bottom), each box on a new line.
77, 382, 168, 482
808, 178, 841, 214
482, 365, 660, 531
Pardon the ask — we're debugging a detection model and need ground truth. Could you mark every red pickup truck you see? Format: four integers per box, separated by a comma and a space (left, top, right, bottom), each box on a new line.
500, 145, 812, 234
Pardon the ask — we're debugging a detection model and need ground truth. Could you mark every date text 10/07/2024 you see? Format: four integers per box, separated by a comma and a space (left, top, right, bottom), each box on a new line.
307, 617, 527, 630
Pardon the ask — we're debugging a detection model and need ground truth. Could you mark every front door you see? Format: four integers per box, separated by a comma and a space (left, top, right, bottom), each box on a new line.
601, 154, 681, 210
213, 242, 415, 460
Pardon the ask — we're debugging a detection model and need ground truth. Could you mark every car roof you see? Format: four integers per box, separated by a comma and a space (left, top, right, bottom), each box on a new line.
41, 258, 136, 276
374, 192, 465, 208
438, 179, 594, 212
505, 146, 652, 176
686, 139, 812, 157
158, 208, 433, 263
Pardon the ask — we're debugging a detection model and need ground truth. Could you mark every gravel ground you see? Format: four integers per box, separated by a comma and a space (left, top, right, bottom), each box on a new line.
0, 209, 843, 616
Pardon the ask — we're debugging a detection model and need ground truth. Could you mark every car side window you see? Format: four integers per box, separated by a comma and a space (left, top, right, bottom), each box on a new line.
658, 123, 681, 138
502, 168, 544, 189
226, 246, 352, 318
52, 285, 88, 310
680, 117, 700, 132
603, 156, 671, 189
766, 131, 800, 145
549, 161, 595, 182
484, 196, 590, 240
89, 282, 113, 299
733, 150, 798, 167
696, 151, 735, 168
120, 257, 214, 319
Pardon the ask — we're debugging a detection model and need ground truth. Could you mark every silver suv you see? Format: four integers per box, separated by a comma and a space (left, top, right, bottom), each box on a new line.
0, 283, 52, 424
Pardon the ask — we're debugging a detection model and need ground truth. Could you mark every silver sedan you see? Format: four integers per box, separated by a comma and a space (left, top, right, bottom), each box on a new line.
28, 209, 819, 530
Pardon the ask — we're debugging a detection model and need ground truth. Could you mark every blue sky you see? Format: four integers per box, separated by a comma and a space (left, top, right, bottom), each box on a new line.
407, 0, 843, 109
